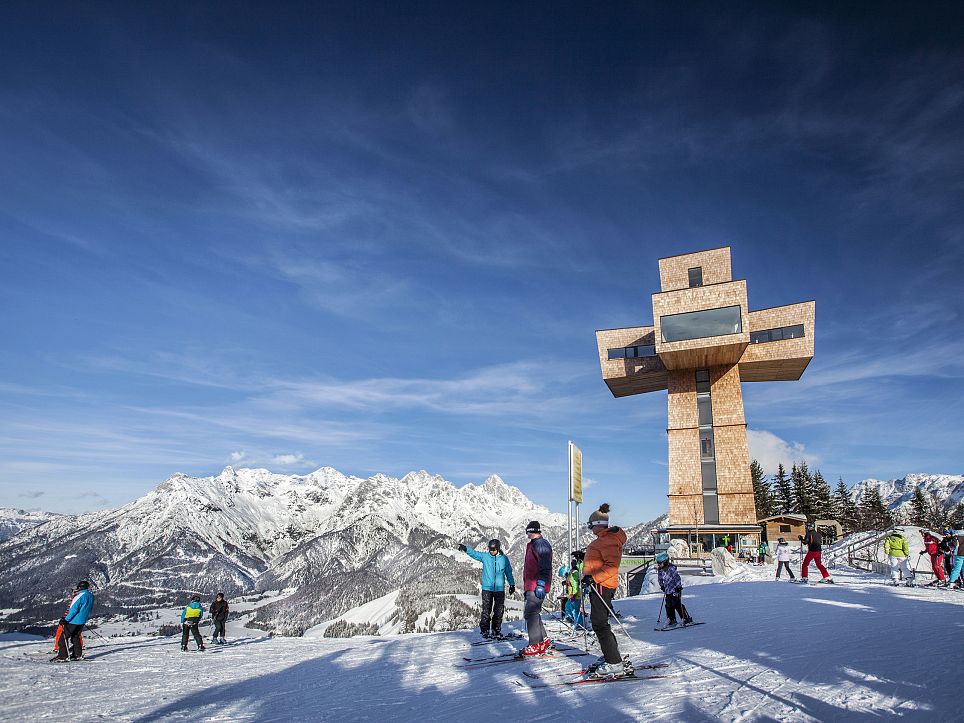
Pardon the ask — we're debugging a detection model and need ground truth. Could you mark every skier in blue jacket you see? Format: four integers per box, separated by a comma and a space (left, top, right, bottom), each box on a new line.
56, 580, 94, 662
459, 538, 515, 638
180, 594, 206, 651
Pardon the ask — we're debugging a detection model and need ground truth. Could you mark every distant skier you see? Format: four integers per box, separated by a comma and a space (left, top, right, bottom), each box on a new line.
774, 538, 795, 580
458, 538, 515, 639
947, 530, 964, 588
757, 541, 767, 566
180, 594, 206, 651
55, 580, 94, 662
883, 528, 914, 587
518, 520, 553, 657
940, 528, 956, 581
53, 586, 85, 656
581, 503, 631, 678
797, 522, 833, 584
656, 552, 693, 628
921, 531, 946, 586
210, 592, 229, 645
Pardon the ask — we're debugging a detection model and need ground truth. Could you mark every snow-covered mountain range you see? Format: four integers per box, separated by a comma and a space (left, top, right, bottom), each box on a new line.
0, 467, 567, 634
849, 473, 964, 514
0, 508, 63, 543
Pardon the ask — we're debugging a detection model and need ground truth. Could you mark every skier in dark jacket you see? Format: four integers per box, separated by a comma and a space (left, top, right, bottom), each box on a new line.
180, 594, 206, 651
56, 580, 94, 662
209, 593, 229, 645
798, 523, 833, 584
518, 520, 553, 657
656, 553, 693, 628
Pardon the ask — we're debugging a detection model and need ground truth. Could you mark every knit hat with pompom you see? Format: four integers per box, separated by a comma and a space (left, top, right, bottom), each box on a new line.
588, 503, 610, 527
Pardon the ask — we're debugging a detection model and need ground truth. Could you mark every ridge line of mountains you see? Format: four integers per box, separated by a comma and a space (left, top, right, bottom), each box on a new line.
0, 468, 960, 635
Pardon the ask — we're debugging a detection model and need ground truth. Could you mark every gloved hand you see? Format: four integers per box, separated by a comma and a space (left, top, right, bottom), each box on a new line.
508, 585, 515, 595
458, 544, 467, 552
534, 580, 546, 600
59, 618, 67, 626
581, 574, 594, 587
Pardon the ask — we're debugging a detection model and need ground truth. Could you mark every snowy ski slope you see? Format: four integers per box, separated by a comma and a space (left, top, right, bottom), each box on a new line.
1, 564, 960, 721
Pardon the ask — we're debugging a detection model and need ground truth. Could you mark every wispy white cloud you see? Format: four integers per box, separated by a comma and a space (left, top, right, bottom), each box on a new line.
747, 429, 819, 475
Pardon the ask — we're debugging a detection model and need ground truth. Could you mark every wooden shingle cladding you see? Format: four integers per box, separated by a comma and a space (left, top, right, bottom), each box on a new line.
658, 247, 732, 292
740, 302, 816, 382
595, 326, 668, 396
596, 246, 814, 534
652, 280, 749, 369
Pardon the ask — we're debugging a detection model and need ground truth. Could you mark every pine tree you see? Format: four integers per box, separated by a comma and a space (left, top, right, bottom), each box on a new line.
750, 459, 776, 519
949, 502, 964, 529
792, 463, 815, 519
832, 478, 859, 533
924, 491, 950, 531
909, 487, 929, 527
812, 470, 834, 520
772, 464, 794, 514
858, 487, 892, 531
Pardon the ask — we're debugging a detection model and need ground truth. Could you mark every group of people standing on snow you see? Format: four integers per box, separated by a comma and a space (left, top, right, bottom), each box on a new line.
459, 503, 696, 679
48, 583, 230, 661
768, 521, 835, 583
884, 527, 964, 588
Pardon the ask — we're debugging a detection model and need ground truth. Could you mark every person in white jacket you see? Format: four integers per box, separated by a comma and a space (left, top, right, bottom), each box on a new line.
774, 538, 795, 580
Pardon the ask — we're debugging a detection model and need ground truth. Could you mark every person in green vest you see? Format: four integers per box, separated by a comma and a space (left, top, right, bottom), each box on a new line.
558, 550, 586, 629
757, 541, 768, 566
883, 528, 914, 587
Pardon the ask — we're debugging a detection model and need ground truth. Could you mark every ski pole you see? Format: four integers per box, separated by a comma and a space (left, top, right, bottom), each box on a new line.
656, 595, 665, 626
587, 583, 644, 655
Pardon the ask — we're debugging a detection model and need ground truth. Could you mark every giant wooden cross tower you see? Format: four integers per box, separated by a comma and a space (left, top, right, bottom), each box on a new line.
595, 247, 814, 553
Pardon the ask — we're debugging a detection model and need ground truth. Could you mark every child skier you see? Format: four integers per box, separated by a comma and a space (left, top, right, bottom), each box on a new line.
55, 581, 94, 662
180, 594, 206, 651
559, 550, 586, 630
518, 520, 553, 657
774, 538, 795, 579
210, 593, 229, 645
656, 552, 693, 628
458, 538, 515, 638
883, 528, 914, 587
947, 530, 964, 588
757, 541, 767, 566
797, 522, 833, 584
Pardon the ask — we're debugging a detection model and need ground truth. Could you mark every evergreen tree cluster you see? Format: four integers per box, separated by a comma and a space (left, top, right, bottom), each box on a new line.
752, 462, 964, 534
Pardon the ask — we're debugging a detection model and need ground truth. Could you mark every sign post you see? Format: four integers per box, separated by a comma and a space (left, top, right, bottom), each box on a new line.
568, 442, 583, 564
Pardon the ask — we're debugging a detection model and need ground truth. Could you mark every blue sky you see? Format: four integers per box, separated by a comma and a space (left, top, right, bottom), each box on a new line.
1, 3, 962, 521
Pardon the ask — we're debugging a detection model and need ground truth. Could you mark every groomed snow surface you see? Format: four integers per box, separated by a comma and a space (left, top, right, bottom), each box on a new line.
2, 565, 960, 722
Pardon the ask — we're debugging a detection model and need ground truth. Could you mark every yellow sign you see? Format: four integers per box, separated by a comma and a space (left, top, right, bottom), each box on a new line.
569, 442, 583, 503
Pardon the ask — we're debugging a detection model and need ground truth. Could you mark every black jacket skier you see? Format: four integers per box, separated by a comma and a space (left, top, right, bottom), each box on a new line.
210, 593, 229, 644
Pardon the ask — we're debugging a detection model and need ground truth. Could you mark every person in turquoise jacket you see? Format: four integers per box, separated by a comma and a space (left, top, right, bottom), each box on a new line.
458, 538, 515, 638
56, 580, 94, 661
180, 594, 206, 652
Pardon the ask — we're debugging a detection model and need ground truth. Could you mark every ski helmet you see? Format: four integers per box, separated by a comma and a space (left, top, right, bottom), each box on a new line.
655, 552, 670, 565
805, 521, 815, 530
76, 580, 90, 590
191, 594, 201, 602
944, 527, 954, 536
778, 537, 786, 543
571, 550, 585, 561
487, 539, 501, 552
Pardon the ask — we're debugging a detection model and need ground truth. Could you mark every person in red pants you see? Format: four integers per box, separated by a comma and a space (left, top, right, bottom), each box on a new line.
921, 531, 947, 586
798, 522, 834, 584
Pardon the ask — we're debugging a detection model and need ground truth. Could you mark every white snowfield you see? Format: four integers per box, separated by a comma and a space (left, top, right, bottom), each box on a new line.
1, 565, 960, 722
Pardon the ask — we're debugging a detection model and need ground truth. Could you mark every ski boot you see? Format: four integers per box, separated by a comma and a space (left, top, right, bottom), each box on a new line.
181, 646, 188, 652
818, 577, 835, 584
682, 616, 695, 626
518, 638, 551, 658
663, 620, 678, 629
586, 661, 628, 679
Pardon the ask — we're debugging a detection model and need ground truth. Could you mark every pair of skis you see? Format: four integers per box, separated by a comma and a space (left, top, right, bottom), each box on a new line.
654, 621, 705, 632
516, 664, 673, 689
460, 649, 590, 668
